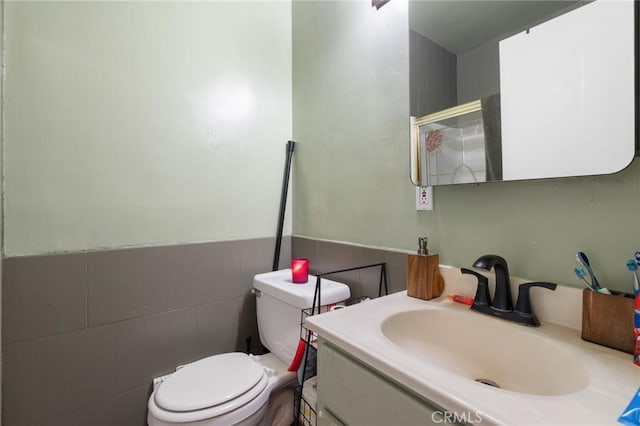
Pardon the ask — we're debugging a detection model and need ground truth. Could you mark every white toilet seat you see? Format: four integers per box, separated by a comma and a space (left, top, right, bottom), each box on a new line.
148, 353, 272, 425
155, 353, 267, 413
148, 375, 271, 425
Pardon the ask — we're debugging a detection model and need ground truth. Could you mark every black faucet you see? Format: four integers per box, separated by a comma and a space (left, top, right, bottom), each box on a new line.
462, 255, 557, 327
472, 255, 513, 311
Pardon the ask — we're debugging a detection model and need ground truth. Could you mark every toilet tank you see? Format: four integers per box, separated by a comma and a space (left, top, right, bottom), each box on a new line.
253, 269, 350, 364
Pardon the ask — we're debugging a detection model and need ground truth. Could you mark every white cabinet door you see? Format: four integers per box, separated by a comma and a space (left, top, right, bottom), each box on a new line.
317, 340, 444, 426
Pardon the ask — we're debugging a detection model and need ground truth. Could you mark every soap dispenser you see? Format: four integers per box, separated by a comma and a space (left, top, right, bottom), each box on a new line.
407, 237, 444, 300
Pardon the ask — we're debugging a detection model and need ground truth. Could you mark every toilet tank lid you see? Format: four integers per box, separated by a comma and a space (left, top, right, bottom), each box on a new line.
253, 269, 350, 308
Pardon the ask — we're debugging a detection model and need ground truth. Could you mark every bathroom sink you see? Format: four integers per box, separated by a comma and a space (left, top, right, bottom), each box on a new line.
380, 308, 590, 396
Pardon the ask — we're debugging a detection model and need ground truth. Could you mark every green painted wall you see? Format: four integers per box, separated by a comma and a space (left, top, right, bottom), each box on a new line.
292, 0, 639, 293
4, 1, 292, 256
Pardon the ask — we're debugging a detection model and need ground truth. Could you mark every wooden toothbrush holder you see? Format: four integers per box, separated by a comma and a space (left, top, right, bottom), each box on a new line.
581, 289, 634, 354
406, 253, 444, 300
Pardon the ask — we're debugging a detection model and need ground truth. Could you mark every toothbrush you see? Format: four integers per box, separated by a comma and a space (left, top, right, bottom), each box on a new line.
576, 252, 601, 289
629, 258, 640, 296
574, 267, 595, 291
576, 252, 611, 294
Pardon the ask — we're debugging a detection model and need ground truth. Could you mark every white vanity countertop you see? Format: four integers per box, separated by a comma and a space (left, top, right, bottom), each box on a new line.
305, 290, 639, 425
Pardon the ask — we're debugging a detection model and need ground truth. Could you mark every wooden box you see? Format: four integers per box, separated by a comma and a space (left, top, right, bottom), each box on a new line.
406, 254, 444, 301
581, 289, 634, 354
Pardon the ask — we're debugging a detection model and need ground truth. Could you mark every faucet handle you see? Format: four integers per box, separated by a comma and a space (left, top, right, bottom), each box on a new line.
514, 282, 557, 325
461, 268, 491, 306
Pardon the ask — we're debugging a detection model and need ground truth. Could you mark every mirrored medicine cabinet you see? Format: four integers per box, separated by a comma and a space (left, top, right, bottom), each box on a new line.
409, 0, 637, 187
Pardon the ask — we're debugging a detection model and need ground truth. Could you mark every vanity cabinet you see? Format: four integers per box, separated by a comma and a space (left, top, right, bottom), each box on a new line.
316, 338, 449, 426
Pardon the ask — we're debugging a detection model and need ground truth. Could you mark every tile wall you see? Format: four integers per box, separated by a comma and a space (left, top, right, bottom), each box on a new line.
2, 237, 290, 425
2, 236, 409, 425
292, 237, 409, 299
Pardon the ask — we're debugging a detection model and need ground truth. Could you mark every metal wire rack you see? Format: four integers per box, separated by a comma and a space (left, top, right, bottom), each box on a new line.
294, 262, 388, 426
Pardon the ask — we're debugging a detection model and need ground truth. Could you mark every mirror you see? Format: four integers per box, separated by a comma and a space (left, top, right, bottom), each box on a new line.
409, 0, 637, 186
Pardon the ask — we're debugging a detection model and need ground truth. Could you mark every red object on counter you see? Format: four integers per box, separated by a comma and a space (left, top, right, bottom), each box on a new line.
291, 258, 309, 283
447, 294, 474, 306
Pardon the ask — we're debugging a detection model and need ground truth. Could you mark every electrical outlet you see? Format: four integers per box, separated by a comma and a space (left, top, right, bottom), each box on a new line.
416, 186, 433, 211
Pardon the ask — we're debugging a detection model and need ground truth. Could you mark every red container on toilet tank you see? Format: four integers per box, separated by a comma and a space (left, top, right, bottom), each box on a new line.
291, 258, 309, 283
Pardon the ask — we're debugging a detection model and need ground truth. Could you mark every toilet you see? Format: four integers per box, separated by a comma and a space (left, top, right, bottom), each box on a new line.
147, 269, 350, 426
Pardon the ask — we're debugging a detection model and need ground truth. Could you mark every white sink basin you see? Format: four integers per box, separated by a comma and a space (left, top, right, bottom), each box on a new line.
381, 308, 590, 396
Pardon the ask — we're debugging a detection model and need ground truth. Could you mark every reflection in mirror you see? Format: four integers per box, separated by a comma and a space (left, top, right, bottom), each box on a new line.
413, 96, 502, 185
413, 94, 502, 186
409, 0, 636, 187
